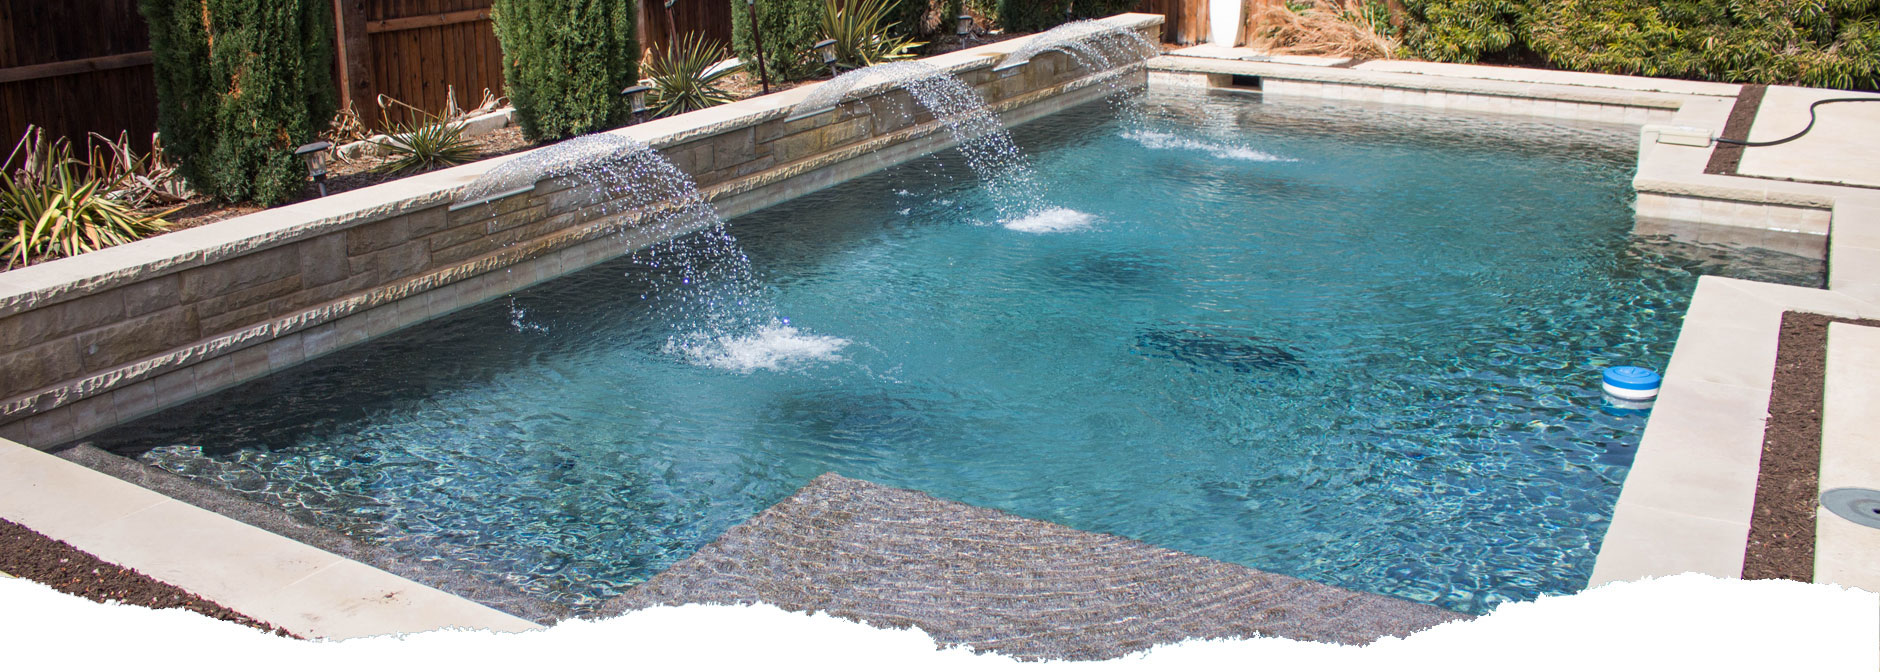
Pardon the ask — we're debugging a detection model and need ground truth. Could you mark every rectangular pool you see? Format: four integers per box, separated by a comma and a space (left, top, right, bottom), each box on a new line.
84, 89, 1818, 617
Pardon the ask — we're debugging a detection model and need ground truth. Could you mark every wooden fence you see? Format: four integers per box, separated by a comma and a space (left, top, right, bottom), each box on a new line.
0, 0, 1198, 152
643, 0, 736, 54
1134, 0, 1210, 45
337, 0, 506, 126
0, 0, 158, 152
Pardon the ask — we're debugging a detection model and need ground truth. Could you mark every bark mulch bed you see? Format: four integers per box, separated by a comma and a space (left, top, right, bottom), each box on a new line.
0, 516, 293, 636
1742, 312, 1880, 580
1705, 83, 1765, 177
160, 126, 537, 232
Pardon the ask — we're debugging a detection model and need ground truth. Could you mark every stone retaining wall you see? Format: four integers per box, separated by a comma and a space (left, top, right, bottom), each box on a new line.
0, 14, 1164, 448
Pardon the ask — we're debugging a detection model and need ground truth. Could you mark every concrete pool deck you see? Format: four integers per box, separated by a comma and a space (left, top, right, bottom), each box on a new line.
1149, 47, 1880, 594
1, 25, 1877, 644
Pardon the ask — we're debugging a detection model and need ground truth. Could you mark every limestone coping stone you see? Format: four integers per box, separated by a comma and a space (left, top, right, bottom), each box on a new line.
0, 435, 540, 638
1149, 55, 1690, 109
1818, 323, 1880, 591
1353, 59, 1743, 97
0, 12, 1165, 320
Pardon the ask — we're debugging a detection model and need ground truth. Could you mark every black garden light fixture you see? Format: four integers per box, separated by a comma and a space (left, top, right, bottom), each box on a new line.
812, 39, 839, 77
294, 141, 332, 197
620, 84, 653, 124
956, 14, 974, 37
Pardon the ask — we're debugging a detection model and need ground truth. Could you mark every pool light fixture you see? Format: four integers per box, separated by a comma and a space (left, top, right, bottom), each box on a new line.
294, 141, 332, 197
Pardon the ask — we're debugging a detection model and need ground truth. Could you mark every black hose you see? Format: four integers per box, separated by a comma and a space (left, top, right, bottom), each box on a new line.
1712, 97, 1880, 147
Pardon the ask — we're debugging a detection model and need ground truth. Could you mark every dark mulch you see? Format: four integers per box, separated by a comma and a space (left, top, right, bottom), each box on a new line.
160, 126, 539, 232
1743, 312, 1880, 580
1706, 84, 1765, 176
0, 516, 293, 636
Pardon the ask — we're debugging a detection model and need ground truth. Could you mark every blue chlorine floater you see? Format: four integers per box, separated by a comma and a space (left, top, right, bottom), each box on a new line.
1602, 366, 1662, 402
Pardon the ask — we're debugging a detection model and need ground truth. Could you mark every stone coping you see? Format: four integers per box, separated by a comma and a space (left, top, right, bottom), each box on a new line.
0, 435, 540, 639
1816, 323, 1880, 591
1144, 53, 1880, 594
0, 12, 1165, 320
603, 474, 1468, 661
1734, 85, 1880, 189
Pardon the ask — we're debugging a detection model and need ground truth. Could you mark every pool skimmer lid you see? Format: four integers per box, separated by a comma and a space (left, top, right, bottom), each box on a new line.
1820, 488, 1880, 530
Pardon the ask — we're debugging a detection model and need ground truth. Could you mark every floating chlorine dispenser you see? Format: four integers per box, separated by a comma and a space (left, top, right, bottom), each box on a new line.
1601, 366, 1662, 402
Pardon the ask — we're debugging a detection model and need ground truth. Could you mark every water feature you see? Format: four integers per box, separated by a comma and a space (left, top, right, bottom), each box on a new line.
453, 134, 843, 370
791, 61, 1053, 225
995, 20, 1160, 75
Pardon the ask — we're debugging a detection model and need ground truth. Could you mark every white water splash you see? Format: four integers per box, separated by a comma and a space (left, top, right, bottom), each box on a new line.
670, 324, 850, 373
1004, 208, 1095, 233
1121, 129, 1295, 162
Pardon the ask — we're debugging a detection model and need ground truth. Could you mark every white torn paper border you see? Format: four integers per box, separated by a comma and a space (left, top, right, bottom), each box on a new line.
1, 573, 1874, 670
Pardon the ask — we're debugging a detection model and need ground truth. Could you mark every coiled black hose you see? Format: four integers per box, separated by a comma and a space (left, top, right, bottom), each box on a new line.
1712, 97, 1880, 147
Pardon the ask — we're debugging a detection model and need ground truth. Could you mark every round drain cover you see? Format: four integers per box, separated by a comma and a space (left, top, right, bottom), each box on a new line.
1820, 488, 1880, 530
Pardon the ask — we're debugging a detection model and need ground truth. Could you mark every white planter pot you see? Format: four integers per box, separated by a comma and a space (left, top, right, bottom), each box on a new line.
1210, 0, 1243, 46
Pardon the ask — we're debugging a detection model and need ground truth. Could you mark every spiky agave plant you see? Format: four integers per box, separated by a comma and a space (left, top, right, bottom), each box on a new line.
371, 113, 479, 174
645, 33, 743, 117
821, 0, 925, 70
1, 128, 171, 268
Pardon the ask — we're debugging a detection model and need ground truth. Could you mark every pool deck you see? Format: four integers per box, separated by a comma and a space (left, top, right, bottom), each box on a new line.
601, 474, 1468, 661
2, 29, 1878, 644
1151, 47, 1880, 594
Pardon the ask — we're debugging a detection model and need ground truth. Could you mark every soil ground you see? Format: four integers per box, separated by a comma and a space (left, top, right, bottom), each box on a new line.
1742, 312, 1880, 580
0, 516, 291, 636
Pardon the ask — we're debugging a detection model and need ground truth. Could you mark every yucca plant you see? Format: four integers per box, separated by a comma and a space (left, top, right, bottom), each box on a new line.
2, 128, 172, 268
822, 0, 926, 70
645, 33, 743, 117
371, 114, 478, 175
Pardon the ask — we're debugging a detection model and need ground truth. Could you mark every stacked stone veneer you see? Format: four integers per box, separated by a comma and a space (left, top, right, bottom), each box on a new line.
0, 14, 1164, 448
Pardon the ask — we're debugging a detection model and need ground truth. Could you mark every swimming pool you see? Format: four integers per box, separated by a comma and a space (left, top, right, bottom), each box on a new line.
85, 89, 1817, 617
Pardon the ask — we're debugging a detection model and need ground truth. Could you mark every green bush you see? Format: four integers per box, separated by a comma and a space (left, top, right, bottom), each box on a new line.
141, 0, 335, 206
887, 0, 933, 36
733, 0, 824, 82
1071, 0, 1139, 20
1399, 0, 1522, 62
997, 0, 1071, 32
491, 0, 641, 141
1525, 0, 1880, 90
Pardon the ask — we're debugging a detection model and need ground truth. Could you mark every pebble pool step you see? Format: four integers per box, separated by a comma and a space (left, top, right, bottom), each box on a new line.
601, 474, 1469, 661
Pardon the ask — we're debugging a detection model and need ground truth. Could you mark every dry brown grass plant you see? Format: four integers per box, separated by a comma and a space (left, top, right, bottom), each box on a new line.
1241, 0, 1398, 61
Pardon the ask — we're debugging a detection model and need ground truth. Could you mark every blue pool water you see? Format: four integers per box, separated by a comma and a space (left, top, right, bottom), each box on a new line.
89, 91, 1818, 616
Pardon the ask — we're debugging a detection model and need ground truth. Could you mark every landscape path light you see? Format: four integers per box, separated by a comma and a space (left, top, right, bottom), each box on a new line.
621, 84, 653, 124
812, 39, 839, 77
294, 141, 332, 197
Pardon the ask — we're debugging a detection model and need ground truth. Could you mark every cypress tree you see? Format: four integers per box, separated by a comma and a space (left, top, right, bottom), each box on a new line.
731, 0, 824, 83
1071, 0, 1138, 20
491, 0, 642, 142
997, 0, 1072, 32
141, 0, 335, 206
